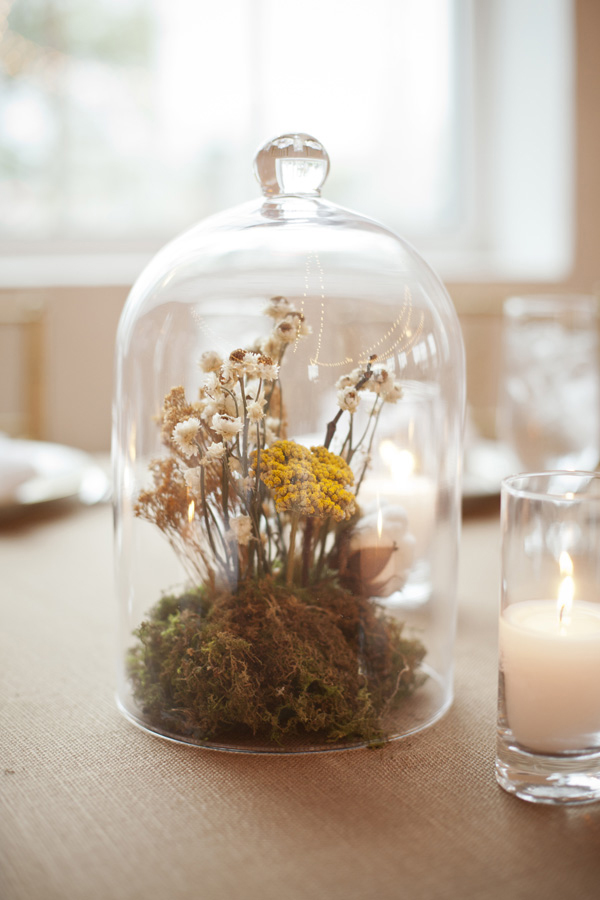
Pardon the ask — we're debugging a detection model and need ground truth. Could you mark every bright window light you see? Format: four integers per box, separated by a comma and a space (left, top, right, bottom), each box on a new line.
0, 0, 574, 284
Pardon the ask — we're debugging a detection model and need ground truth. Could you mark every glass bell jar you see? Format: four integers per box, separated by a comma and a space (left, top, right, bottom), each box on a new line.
113, 133, 466, 753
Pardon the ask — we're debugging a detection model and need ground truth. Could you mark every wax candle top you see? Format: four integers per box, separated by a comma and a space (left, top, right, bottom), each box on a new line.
503, 600, 600, 638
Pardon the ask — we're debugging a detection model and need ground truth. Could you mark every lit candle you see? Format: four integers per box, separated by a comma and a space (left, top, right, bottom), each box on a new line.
348, 505, 416, 597
499, 553, 600, 754
358, 443, 437, 557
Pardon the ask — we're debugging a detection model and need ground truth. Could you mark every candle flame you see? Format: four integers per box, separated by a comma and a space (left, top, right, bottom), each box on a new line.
188, 499, 195, 523
559, 551, 573, 576
377, 506, 383, 540
379, 440, 415, 481
558, 551, 574, 625
128, 422, 137, 462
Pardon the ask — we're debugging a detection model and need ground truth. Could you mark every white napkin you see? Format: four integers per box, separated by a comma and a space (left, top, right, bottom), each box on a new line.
0, 435, 37, 503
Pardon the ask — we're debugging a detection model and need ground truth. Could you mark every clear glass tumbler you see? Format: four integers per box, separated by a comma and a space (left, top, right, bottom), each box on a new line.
498, 295, 600, 472
497, 472, 600, 804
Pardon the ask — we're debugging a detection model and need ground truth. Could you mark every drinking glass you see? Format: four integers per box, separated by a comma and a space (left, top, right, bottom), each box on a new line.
498, 295, 599, 472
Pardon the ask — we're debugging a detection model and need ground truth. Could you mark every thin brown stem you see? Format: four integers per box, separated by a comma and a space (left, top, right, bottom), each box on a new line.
286, 512, 300, 586
314, 518, 331, 581
301, 517, 315, 586
355, 402, 384, 495
239, 377, 249, 476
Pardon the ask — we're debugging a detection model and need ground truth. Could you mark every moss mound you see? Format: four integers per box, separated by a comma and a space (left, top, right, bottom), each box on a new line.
128, 578, 426, 746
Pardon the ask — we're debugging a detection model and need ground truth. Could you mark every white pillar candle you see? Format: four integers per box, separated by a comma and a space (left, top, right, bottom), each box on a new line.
500, 599, 600, 754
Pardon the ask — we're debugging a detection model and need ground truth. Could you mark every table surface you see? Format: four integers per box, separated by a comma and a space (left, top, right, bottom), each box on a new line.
2, 497, 600, 900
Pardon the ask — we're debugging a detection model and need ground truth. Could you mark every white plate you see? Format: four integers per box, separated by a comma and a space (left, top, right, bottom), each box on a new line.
463, 440, 515, 501
0, 437, 507, 517
0, 439, 110, 516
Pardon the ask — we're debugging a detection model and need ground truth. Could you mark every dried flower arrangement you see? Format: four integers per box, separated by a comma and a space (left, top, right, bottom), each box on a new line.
128, 296, 426, 748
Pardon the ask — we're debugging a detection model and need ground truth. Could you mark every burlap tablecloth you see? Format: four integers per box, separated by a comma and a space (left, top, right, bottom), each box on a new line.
1, 501, 599, 900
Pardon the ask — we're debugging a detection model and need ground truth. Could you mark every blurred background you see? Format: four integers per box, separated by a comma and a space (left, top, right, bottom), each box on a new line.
0, 0, 598, 452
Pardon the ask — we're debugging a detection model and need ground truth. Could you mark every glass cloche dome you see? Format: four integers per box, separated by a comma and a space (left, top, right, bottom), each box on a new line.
113, 133, 466, 753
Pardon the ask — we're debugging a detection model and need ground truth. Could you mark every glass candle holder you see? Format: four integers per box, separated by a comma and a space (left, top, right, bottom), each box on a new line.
356, 382, 440, 608
496, 472, 600, 804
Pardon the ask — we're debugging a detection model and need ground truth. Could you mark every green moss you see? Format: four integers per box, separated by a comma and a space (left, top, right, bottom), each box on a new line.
128, 578, 426, 746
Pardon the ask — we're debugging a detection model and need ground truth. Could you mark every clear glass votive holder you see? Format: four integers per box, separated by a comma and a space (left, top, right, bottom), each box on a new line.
496, 472, 600, 805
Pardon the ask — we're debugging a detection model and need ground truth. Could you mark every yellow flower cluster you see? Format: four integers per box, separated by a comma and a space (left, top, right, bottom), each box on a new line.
257, 440, 356, 522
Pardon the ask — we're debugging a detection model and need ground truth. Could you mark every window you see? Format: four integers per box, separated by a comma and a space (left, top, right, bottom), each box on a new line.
0, 0, 574, 285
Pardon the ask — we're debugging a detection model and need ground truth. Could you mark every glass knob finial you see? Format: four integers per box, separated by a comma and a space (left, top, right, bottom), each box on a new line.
253, 133, 330, 197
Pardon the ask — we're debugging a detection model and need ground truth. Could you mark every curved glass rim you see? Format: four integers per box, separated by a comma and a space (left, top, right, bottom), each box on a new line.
501, 470, 600, 502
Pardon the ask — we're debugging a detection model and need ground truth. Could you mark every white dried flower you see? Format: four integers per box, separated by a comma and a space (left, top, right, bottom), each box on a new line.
255, 355, 279, 382
203, 371, 221, 393
380, 380, 403, 404
199, 350, 223, 373
203, 441, 226, 463
275, 320, 297, 344
281, 313, 309, 342
244, 352, 262, 377
264, 296, 293, 320
172, 417, 201, 457
183, 466, 202, 494
336, 367, 364, 391
227, 515, 253, 546
368, 368, 390, 395
228, 349, 262, 377
211, 413, 243, 441
227, 351, 262, 378
336, 373, 354, 390
218, 365, 238, 390
337, 387, 360, 413
246, 399, 266, 422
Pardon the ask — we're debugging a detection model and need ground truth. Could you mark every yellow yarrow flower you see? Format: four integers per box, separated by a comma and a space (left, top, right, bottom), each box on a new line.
256, 440, 355, 522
